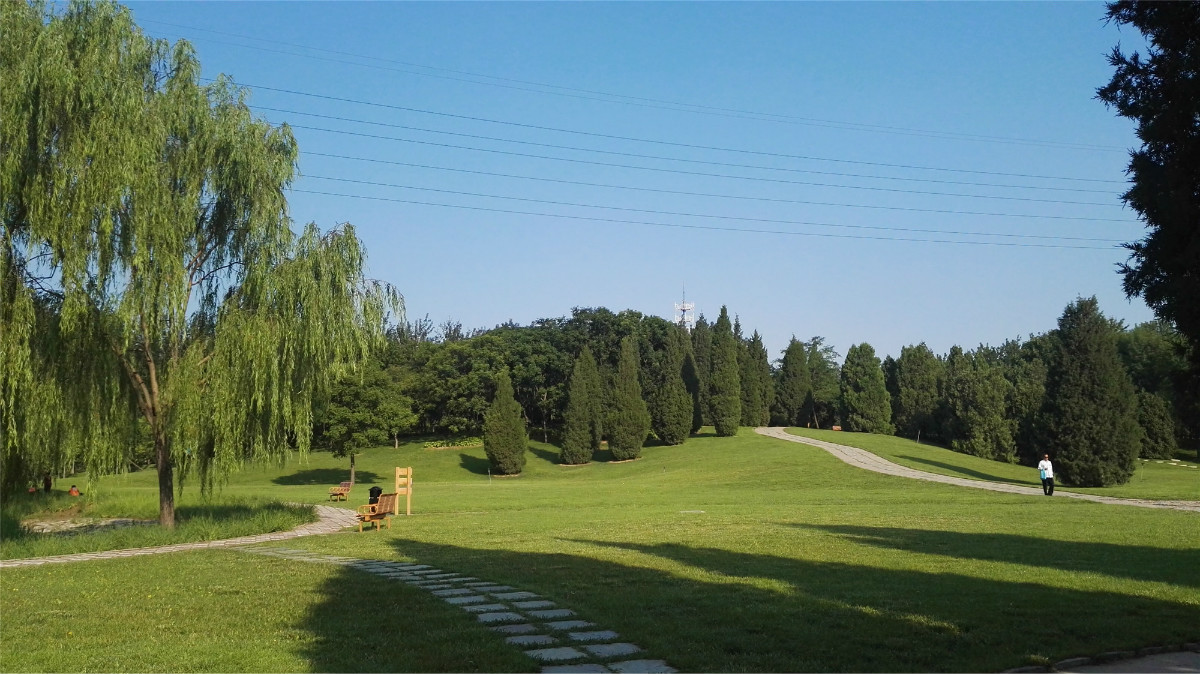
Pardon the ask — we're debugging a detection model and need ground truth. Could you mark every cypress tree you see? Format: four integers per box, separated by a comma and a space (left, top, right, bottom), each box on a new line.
893, 343, 942, 441
608, 336, 650, 460
1135, 390, 1177, 459
561, 346, 602, 464
681, 332, 703, 433
709, 307, 742, 436
773, 338, 811, 426
483, 369, 527, 475
1039, 297, 1141, 486
691, 316, 713, 426
738, 330, 762, 427
648, 328, 693, 445
839, 343, 894, 434
740, 331, 772, 426
947, 354, 1015, 461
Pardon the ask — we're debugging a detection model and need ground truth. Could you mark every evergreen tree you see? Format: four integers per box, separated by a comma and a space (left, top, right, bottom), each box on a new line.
608, 336, 650, 460
773, 338, 811, 426
647, 328, 693, 445
1039, 298, 1141, 486
483, 369, 527, 475
738, 329, 763, 427
691, 316, 714, 426
709, 307, 742, 436
946, 354, 1015, 461
804, 337, 842, 428
839, 343, 894, 434
1135, 389, 1178, 459
561, 346, 602, 464
740, 331, 772, 426
893, 343, 942, 441
681, 333, 704, 433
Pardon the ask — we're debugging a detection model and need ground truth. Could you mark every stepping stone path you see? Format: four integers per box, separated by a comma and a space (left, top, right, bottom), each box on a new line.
236, 545, 676, 673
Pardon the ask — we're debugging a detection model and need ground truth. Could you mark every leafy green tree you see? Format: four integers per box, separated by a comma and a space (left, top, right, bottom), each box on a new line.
0, 2, 395, 523
1098, 2, 1200, 375
377, 370, 418, 449
690, 316, 714, 426
804, 337, 842, 428
709, 307, 742, 436
839, 343, 893, 434
608, 336, 650, 460
483, 369, 527, 475
892, 343, 943, 441
1135, 389, 1178, 459
313, 362, 394, 484
1039, 298, 1142, 486
772, 338, 811, 426
998, 338, 1049, 465
561, 346, 603, 464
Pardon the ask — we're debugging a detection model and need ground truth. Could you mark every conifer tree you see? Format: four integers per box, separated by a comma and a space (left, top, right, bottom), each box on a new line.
893, 343, 942, 441
839, 343, 894, 434
946, 354, 1015, 461
681, 333, 704, 433
608, 336, 650, 460
561, 346, 602, 464
709, 307, 742, 436
1135, 390, 1177, 459
483, 369, 527, 475
691, 316, 713, 426
1039, 298, 1141, 486
648, 328, 693, 445
773, 338, 811, 426
740, 331, 772, 426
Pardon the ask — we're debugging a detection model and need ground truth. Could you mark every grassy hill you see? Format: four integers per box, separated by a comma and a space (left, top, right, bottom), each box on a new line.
3, 429, 1197, 672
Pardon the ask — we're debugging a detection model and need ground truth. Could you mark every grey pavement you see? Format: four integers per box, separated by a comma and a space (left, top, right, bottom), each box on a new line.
755, 427, 1200, 513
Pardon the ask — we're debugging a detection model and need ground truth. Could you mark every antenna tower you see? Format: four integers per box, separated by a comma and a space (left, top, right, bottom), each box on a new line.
674, 288, 695, 332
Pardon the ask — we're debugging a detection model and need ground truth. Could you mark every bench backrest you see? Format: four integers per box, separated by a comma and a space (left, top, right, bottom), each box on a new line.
375, 493, 398, 515
339, 481, 352, 489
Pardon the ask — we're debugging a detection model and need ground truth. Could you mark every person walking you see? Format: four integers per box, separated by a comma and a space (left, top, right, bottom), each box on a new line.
1037, 454, 1054, 496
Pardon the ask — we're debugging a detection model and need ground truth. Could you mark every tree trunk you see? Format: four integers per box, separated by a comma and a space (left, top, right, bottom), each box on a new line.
349, 453, 356, 486
155, 434, 175, 529
393, 435, 398, 449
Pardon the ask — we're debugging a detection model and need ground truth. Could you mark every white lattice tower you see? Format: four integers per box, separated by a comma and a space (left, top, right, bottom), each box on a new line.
674, 289, 695, 331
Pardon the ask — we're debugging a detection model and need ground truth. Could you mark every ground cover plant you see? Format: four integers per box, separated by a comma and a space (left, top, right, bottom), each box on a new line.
786, 427, 1200, 501
2, 430, 1197, 672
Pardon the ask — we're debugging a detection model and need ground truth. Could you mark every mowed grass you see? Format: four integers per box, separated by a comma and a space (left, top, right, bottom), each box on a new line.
3, 430, 1198, 672
785, 427, 1200, 501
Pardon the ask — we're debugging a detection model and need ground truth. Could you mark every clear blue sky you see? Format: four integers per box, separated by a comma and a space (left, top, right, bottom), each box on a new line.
127, 1, 1154, 363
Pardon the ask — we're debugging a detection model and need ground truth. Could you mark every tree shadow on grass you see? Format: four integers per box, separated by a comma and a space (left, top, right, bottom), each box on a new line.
791, 523, 1200, 589
272, 468, 383, 486
459, 452, 492, 476
363, 536, 1197, 673
528, 445, 560, 465
894, 454, 1037, 485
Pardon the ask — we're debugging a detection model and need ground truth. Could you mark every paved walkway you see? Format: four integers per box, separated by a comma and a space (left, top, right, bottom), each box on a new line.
755, 427, 1200, 513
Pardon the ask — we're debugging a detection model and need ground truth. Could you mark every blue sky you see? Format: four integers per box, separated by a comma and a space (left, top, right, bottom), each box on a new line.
127, 1, 1154, 363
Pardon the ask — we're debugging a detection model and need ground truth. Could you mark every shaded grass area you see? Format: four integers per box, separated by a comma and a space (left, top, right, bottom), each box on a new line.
786, 427, 1200, 501
2, 429, 1197, 671
0, 496, 317, 560
0, 550, 534, 672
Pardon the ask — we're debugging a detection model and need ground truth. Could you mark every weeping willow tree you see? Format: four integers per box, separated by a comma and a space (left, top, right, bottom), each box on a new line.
1, 1, 399, 526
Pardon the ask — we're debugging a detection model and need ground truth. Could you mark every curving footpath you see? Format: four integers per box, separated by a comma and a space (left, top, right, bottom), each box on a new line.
755, 427, 1200, 513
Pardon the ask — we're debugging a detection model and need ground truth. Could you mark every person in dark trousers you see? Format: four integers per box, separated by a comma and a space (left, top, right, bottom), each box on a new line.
1037, 454, 1055, 496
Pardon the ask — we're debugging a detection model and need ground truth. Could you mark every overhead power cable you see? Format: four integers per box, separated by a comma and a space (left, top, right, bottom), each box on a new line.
152, 20, 1124, 152
291, 188, 1119, 250
227, 81, 1125, 184
302, 174, 1135, 225
272, 107, 1116, 195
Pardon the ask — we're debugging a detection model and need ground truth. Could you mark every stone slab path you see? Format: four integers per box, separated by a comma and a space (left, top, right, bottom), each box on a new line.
755, 427, 1200, 513
236, 546, 676, 673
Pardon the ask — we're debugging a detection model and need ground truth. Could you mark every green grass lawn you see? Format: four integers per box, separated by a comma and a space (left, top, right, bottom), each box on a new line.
784, 427, 1200, 501
3, 429, 1198, 672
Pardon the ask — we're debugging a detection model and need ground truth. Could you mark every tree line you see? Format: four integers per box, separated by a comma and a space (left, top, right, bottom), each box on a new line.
316, 297, 1197, 487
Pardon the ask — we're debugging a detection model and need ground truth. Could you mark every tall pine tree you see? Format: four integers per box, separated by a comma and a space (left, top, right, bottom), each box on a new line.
561, 346, 603, 464
740, 331, 772, 426
773, 338, 811, 426
608, 336, 650, 460
1039, 298, 1141, 486
647, 327, 693, 445
709, 307, 742, 436
839, 343, 893, 434
483, 369, 527, 475
681, 331, 704, 433
893, 343, 942, 441
691, 316, 713, 427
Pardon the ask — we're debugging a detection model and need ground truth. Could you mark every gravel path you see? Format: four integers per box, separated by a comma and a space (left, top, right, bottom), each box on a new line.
754, 427, 1200, 513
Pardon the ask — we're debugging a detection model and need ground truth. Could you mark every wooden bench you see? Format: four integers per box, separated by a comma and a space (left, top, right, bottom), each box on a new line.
328, 481, 352, 501
356, 493, 398, 532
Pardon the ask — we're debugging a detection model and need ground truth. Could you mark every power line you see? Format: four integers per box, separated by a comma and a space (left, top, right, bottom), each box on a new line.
231, 81, 1125, 184
290, 188, 1120, 250
149, 19, 1124, 152
303, 174, 1135, 228
270, 108, 1117, 195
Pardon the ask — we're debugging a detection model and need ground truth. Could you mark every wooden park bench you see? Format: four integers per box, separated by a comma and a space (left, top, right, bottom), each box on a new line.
328, 481, 352, 501
356, 493, 398, 532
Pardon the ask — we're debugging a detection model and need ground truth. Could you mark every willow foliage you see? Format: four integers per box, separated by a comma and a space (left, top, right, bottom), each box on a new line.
0, 1, 398, 523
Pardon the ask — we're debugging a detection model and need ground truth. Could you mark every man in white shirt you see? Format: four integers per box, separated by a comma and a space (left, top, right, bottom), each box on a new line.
1037, 454, 1054, 496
